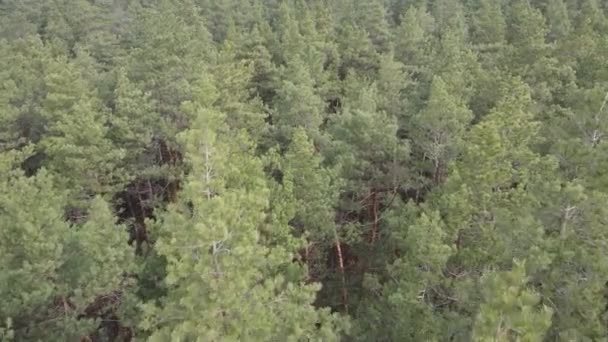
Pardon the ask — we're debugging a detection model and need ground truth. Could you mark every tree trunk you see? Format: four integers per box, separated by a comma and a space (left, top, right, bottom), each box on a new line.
333, 228, 349, 314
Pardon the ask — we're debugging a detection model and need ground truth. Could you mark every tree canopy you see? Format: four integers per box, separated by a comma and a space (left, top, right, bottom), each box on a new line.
1, 0, 608, 340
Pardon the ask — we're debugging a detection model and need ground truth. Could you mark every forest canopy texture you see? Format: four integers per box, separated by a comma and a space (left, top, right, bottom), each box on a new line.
1, 0, 608, 341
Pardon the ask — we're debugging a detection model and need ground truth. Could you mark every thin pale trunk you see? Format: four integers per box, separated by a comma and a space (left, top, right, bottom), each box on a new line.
305, 243, 311, 281
333, 228, 349, 314
433, 158, 444, 185
203, 144, 213, 200
136, 183, 146, 223
371, 191, 379, 243
167, 147, 178, 202
135, 183, 148, 254
147, 179, 153, 202
561, 206, 576, 238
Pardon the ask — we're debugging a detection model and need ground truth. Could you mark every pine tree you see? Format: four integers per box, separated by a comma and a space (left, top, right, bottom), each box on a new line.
125, 0, 213, 135
504, 0, 577, 110
432, 78, 560, 337
431, 29, 482, 104
325, 79, 412, 298
546, 85, 608, 189
281, 129, 338, 243
412, 75, 473, 186
275, 129, 349, 313
354, 207, 451, 341
0, 152, 134, 340
108, 69, 160, 178
274, 1, 306, 64
472, 261, 553, 342
0, 0, 42, 39
431, 0, 467, 39
139, 79, 347, 341
328, 79, 410, 202
469, 0, 507, 46
213, 36, 268, 140
353, 0, 392, 53
0, 37, 50, 152
234, 24, 280, 106
39, 57, 125, 198
2, 1, 608, 339
536, 183, 608, 340
389, 0, 429, 24
196, 0, 238, 42
272, 56, 325, 147
376, 51, 411, 120
335, 22, 381, 79
505, 0, 550, 69
394, 5, 434, 74
545, 0, 573, 41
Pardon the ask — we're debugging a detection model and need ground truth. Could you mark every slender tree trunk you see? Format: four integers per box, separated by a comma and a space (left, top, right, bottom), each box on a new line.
371, 191, 379, 243
333, 228, 348, 314
147, 179, 153, 203
304, 242, 311, 281
135, 183, 148, 254
433, 158, 441, 185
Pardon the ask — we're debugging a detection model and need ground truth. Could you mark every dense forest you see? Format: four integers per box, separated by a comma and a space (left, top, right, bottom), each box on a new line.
1, 0, 608, 340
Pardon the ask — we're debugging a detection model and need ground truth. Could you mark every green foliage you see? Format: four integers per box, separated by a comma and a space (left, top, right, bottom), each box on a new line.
40, 57, 125, 196
282, 129, 338, 240
412, 75, 473, 185
0, 159, 134, 340
328, 78, 410, 194
470, 0, 507, 46
273, 57, 325, 145
1, 0, 608, 340
355, 208, 452, 341
473, 261, 553, 342
139, 90, 347, 340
